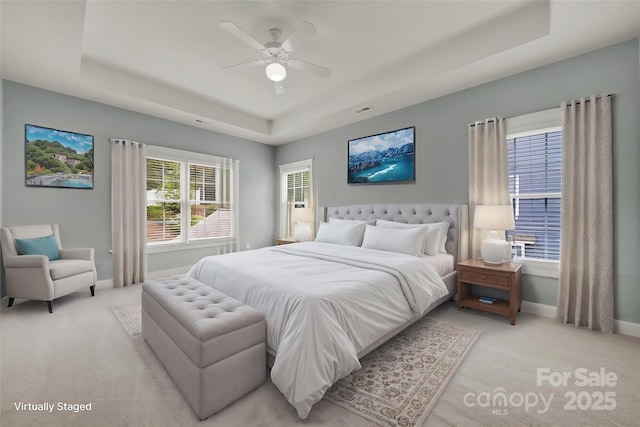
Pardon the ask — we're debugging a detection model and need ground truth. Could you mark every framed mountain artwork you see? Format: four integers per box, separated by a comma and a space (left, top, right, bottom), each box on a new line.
347, 126, 415, 184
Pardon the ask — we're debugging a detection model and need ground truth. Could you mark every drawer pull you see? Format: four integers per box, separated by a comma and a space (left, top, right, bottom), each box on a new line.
482, 275, 486, 279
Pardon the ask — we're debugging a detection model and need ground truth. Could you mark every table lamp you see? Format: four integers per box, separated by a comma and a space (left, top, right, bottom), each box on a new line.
473, 205, 515, 265
292, 207, 314, 241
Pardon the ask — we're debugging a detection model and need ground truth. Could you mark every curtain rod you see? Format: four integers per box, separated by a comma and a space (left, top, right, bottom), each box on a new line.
468, 117, 499, 128
561, 94, 611, 104
110, 138, 144, 145
468, 94, 612, 127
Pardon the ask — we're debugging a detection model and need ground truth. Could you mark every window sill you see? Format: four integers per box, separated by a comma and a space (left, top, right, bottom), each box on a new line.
513, 257, 560, 279
147, 237, 239, 254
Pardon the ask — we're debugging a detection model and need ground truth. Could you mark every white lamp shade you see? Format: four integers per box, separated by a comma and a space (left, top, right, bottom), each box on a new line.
474, 205, 515, 231
266, 63, 287, 82
292, 207, 314, 223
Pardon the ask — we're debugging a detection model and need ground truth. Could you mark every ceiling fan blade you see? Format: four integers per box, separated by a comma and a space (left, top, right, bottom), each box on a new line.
220, 21, 265, 51
281, 21, 317, 53
288, 59, 332, 78
222, 59, 266, 70
274, 81, 286, 95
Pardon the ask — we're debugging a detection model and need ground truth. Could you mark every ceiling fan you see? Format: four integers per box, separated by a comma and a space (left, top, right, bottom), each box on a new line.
220, 20, 332, 94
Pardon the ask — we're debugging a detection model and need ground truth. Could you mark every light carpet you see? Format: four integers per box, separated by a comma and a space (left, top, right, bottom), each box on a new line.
3, 288, 639, 427
111, 303, 142, 337
325, 317, 480, 427
111, 301, 479, 426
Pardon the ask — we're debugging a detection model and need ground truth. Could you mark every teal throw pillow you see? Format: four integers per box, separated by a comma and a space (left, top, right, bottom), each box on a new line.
15, 235, 61, 261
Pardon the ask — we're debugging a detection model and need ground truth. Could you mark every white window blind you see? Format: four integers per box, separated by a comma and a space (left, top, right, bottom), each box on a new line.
146, 158, 182, 243
507, 129, 562, 261
287, 170, 310, 206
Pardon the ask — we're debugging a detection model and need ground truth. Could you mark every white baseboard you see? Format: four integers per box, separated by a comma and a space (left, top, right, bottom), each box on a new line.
614, 319, 640, 338
520, 300, 640, 338
521, 301, 557, 318
95, 279, 113, 290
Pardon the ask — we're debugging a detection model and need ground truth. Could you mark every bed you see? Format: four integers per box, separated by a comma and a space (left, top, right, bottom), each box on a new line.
188, 203, 468, 419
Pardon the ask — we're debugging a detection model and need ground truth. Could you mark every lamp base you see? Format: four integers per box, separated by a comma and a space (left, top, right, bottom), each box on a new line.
481, 236, 510, 265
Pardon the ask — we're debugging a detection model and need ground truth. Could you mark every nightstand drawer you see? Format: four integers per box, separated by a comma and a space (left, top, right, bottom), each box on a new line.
460, 269, 510, 288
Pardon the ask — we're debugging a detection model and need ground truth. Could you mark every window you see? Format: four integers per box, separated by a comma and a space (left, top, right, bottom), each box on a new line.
287, 170, 310, 207
146, 145, 238, 252
507, 130, 561, 260
505, 108, 562, 272
279, 159, 313, 238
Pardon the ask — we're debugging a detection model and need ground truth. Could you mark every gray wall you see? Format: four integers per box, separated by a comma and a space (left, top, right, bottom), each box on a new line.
1, 81, 276, 290
275, 38, 640, 324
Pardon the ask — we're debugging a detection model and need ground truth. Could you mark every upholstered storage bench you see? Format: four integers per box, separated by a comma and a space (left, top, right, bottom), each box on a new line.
141, 277, 266, 420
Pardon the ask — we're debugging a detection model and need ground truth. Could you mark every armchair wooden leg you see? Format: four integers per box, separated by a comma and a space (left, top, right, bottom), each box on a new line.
7, 298, 14, 308
90, 285, 95, 297
47, 301, 53, 313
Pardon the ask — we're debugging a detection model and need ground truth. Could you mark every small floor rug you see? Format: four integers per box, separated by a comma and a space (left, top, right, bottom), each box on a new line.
324, 317, 480, 427
111, 303, 142, 337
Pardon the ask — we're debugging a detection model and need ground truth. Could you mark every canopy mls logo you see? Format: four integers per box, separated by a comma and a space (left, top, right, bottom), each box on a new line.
463, 387, 553, 415
464, 367, 618, 415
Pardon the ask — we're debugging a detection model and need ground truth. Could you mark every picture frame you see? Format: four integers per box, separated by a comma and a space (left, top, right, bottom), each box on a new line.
25, 124, 94, 189
347, 126, 415, 184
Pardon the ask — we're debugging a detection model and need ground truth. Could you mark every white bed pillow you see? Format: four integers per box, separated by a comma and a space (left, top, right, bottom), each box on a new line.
375, 219, 440, 255
361, 224, 427, 256
435, 222, 450, 253
380, 220, 450, 253
328, 217, 377, 226
314, 222, 366, 246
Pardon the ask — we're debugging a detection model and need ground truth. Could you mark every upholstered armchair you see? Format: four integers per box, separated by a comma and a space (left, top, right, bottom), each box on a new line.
0, 224, 96, 313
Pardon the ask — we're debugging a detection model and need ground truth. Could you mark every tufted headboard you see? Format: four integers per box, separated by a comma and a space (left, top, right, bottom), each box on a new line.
319, 203, 469, 264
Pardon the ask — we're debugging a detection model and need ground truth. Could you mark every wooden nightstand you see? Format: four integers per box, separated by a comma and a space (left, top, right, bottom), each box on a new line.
457, 259, 523, 325
275, 238, 297, 245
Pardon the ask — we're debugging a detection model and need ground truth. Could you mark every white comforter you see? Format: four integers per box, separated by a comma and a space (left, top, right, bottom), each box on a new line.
187, 242, 449, 419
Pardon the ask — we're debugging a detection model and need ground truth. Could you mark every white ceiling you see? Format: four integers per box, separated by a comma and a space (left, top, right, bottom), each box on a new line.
2, 1, 639, 145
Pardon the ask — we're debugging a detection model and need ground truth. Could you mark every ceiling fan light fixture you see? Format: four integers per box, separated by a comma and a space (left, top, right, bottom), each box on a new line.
265, 62, 287, 82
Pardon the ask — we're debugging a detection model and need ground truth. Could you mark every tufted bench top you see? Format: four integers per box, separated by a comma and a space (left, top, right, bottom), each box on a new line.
142, 276, 265, 368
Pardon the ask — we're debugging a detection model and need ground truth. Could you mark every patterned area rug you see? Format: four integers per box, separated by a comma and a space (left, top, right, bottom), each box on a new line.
324, 317, 480, 427
111, 303, 142, 337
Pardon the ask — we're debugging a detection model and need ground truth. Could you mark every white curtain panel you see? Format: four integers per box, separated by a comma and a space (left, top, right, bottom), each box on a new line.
111, 139, 147, 287
221, 156, 240, 254
557, 95, 613, 332
468, 117, 510, 259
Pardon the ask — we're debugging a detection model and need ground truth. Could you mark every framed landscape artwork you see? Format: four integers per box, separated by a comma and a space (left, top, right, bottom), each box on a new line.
25, 124, 94, 189
347, 126, 415, 184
